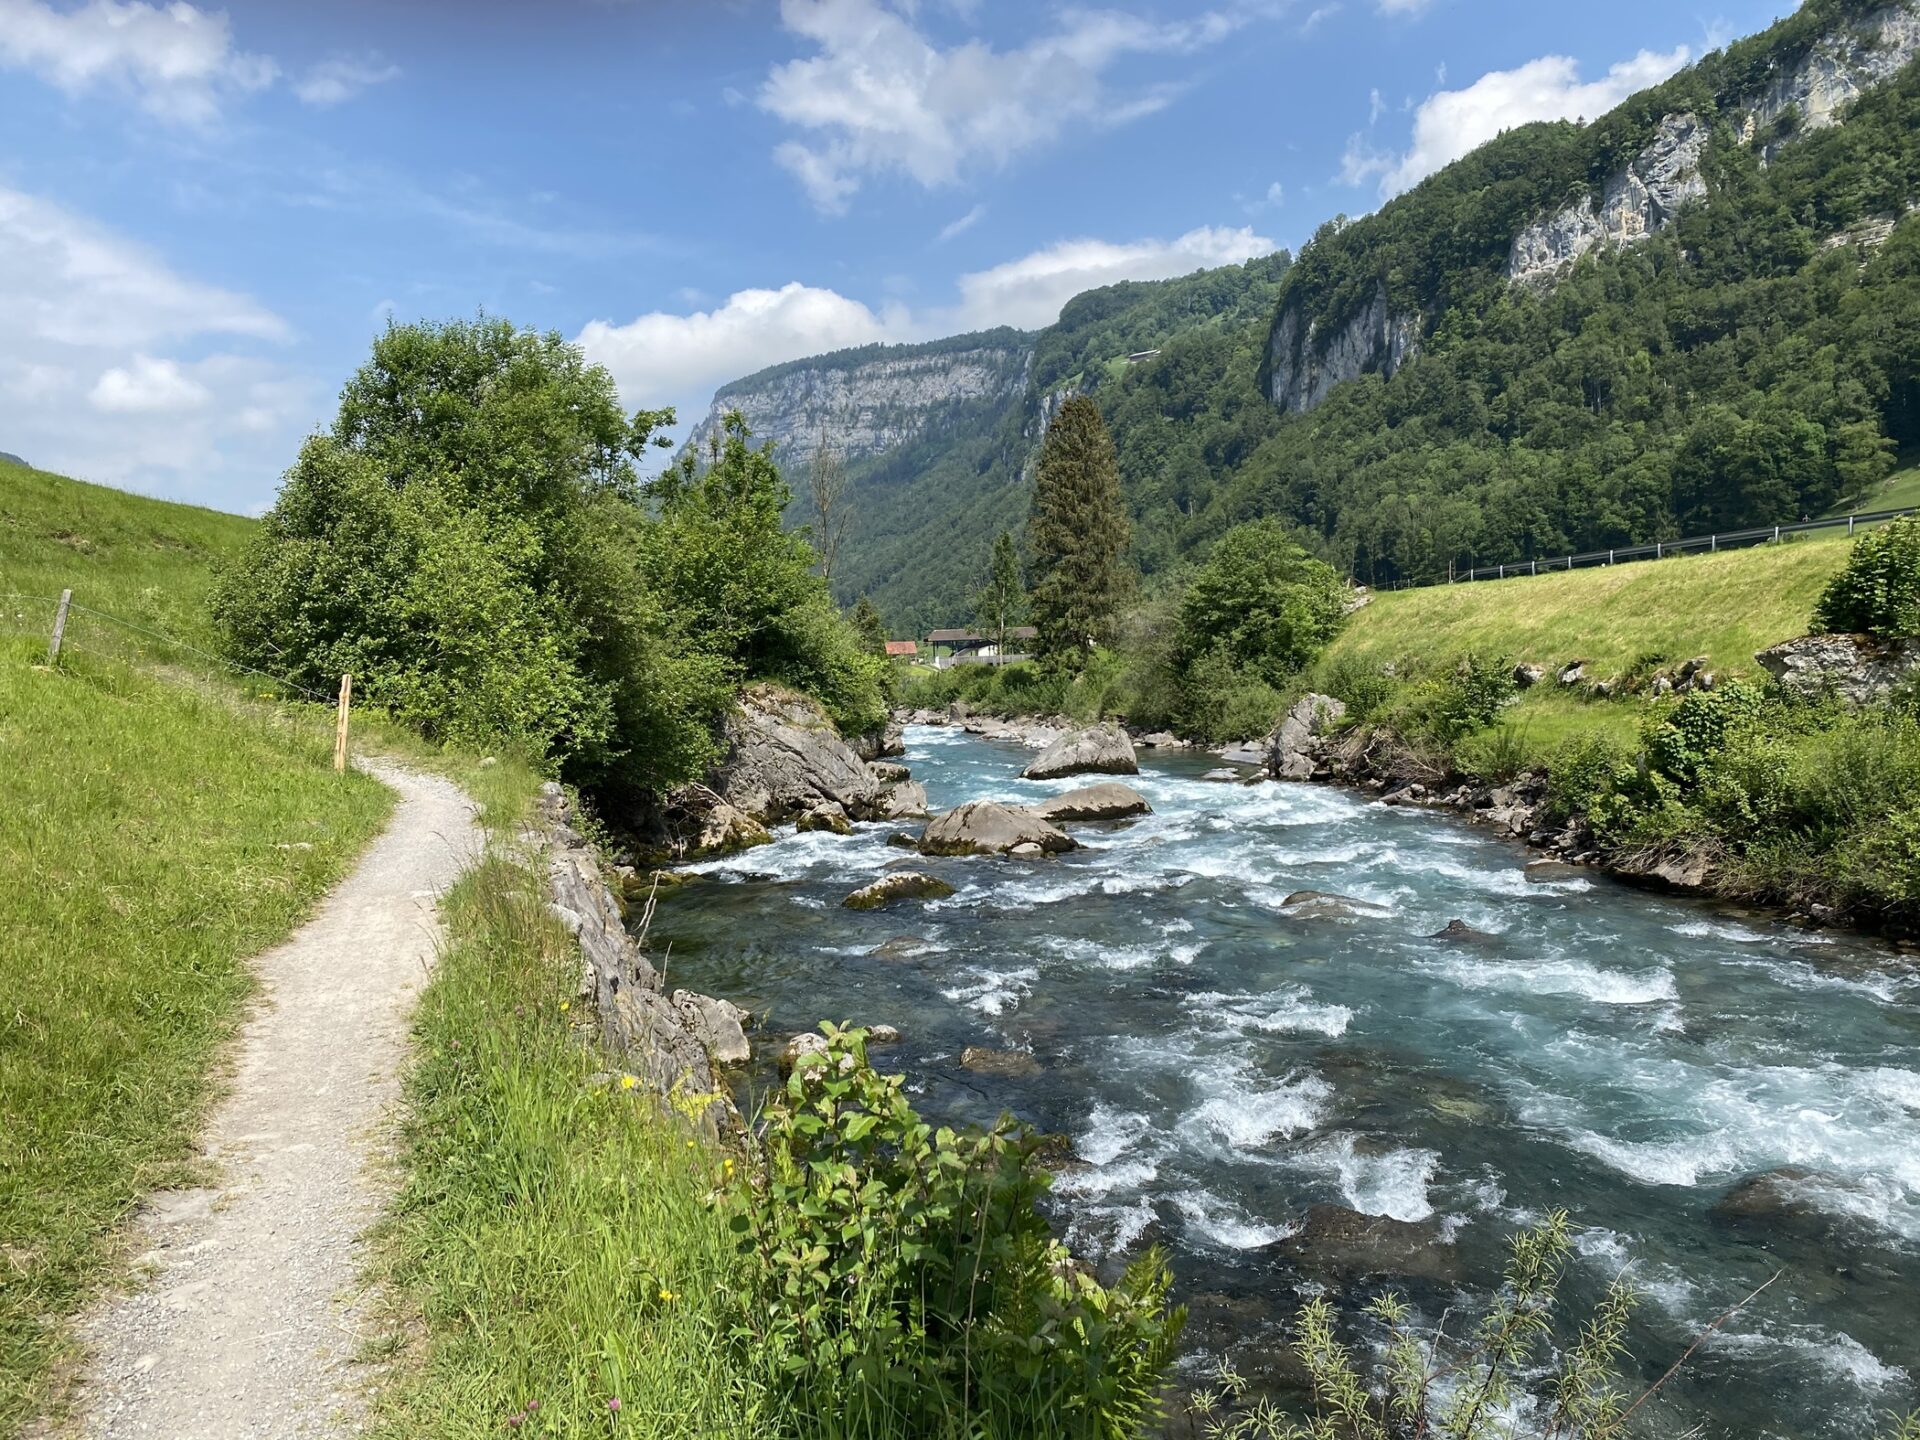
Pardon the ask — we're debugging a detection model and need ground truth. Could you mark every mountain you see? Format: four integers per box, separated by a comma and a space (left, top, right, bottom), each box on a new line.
0, 451, 26, 468
693, 0, 1920, 616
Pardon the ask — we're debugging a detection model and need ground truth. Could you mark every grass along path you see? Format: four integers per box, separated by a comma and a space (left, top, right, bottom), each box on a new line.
0, 641, 396, 1434
63, 759, 480, 1438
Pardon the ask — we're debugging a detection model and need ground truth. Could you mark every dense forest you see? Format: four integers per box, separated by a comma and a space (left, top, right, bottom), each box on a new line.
702, 0, 1920, 624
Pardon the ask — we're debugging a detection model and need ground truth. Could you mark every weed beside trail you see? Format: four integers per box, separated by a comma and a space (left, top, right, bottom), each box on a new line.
0, 640, 392, 1433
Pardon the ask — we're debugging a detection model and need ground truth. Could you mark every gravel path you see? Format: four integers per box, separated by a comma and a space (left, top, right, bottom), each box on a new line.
65, 760, 481, 1439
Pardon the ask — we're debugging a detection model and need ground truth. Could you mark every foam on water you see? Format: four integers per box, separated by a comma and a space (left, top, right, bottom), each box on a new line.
1425, 951, 1678, 1007
1191, 1068, 1333, 1152
1187, 987, 1354, 1037
1175, 1191, 1299, 1250
939, 963, 1035, 1016
1304, 1134, 1440, 1222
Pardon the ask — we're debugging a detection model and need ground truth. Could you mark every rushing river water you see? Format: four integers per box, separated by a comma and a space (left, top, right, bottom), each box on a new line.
648, 725, 1920, 1437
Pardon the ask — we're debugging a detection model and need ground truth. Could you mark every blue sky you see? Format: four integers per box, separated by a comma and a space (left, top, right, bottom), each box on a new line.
0, 0, 1794, 514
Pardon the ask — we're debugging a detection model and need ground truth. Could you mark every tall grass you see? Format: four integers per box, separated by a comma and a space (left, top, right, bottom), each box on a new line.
0, 639, 393, 1433
367, 847, 771, 1439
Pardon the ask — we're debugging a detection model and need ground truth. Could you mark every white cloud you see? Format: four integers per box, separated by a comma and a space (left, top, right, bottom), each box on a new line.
89, 354, 212, 413
1377, 0, 1433, 13
295, 53, 400, 106
950, 224, 1274, 330
1357, 45, 1690, 196
1368, 87, 1385, 123
935, 202, 986, 243
760, 0, 1258, 212
0, 184, 312, 508
1300, 4, 1338, 33
0, 0, 275, 125
577, 225, 1276, 430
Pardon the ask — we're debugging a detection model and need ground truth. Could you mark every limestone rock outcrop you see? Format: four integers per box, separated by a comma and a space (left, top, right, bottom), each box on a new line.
1756, 633, 1920, 705
715, 685, 882, 824
1508, 113, 1708, 286
1739, 3, 1920, 155
1267, 282, 1421, 415
1267, 693, 1348, 780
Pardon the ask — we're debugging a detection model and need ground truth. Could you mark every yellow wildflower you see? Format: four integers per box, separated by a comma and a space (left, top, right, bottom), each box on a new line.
620, 1075, 638, 1091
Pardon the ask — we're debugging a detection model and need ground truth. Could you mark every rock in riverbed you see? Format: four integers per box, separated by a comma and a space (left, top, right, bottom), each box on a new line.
1021, 723, 1138, 780
842, 872, 955, 909
1524, 859, 1585, 883
1430, 918, 1497, 942
672, 991, 751, 1067
1025, 782, 1152, 823
959, 1046, 1042, 1078
920, 800, 1078, 856
1281, 890, 1385, 921
1272, 1204, 1460, 1283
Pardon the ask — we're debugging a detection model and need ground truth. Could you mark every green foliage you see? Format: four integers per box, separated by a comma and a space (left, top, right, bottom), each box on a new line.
1547, 730, 1633, 823
1173, 647, 1287, 746
1813, 515, 1920, 639
1176, 519, 1347, 683
1030, 397, 1134, 663
1423, 653, 1520, 741
214, 317, 731, 791
850, 597, 888, 657
722, 1027, 1184, 1439
1643, 680, 1768, 785
1188, 1213, 1638, 1440
974, 530, 1029, 651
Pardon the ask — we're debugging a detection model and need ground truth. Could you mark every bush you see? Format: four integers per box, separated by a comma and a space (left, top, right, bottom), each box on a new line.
1175, 647, 1286, 746
1401, 652, 1516, 742
1546, 731, 1630, 823
1813, 515, 1920, 640
1643, 680, 1767, 785
1317, 653, 1398, 722
1178, 519, 1348, 684
724, 1028, 1183, 1439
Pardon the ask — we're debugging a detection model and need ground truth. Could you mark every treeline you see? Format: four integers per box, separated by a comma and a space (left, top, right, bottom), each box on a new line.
213, 318, 888, 801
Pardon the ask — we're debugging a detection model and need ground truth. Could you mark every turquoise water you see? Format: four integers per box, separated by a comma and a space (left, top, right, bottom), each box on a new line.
647, 725, 1920, 1437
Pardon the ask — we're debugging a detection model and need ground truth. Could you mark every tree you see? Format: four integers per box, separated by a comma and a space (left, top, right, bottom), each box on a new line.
807, 438, 851, 585
1028, 396, 1132, 663
850, 595, 888, 658
212, 316, 726, 790
974, 529, 1027, 658
1178, 518, 1349, 682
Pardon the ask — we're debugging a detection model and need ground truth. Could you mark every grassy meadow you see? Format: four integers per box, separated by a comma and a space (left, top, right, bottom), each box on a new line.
0, 468, 401, 1431
1320, 534, 1847, 685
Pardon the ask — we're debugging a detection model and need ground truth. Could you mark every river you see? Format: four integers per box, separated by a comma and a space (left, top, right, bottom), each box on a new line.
646, 724, 1920, 1437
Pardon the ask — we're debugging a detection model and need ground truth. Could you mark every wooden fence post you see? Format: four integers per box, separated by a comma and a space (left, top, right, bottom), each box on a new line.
46, 589, 72, 665
334, 674, 353, 773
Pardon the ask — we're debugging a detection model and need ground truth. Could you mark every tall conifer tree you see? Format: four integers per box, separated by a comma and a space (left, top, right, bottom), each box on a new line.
1028, 396, 1131, 663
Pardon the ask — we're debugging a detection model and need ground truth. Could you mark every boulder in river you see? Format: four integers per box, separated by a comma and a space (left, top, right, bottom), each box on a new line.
868, 934, 933, 960
867, 760, 913, 784
633, 783, 772, 861
1271, 1204, 1461, 1283
843, 872, 955, 910
1280, 890, 1386, 921
920, 800, 1079, 856
715, 684, 882, 824
872, 779, 931, 820
672, 991, 751, 1067
853, 721, 907, 761
1524, 859, 1585, 883
1025, 782, 1153, 823
1429, 918, 1497, 942
959, 1045, 1041, 1078
795, 801, 853, 835
1710, 1167, 1871, 1247
1021, 723, 1138, 780
1267, 693, 1347, 780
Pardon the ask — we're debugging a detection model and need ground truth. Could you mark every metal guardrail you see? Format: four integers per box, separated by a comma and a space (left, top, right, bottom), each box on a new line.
1379, 506, 1915, 590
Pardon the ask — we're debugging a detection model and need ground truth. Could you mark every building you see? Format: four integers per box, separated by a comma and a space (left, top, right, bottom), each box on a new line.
884, 639, 918, 660
924, 626, 1039, 669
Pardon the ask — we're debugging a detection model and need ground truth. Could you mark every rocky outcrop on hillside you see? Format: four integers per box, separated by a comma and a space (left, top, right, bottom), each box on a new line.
1267, 282, 1421, 415
1508, 113, 1708, 285
1740, 2, 1920, 154
1756, 633, 1920, 704
688, 335, 1032, 468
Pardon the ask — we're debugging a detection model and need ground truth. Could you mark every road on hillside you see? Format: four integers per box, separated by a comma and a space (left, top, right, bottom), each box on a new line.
61, 761, 480, 1439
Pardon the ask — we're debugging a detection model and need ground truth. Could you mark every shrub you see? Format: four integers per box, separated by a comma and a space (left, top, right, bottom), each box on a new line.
1813, 515, 1920, 640
1545, 731, 1629, 823
1177, 519, 1348, 684
1174, 647, 1286, 745
1408, 652, 1517, 741
1318, 653, 1398, 722
1643, 680, 1767, 785
723, 1028, 1183, 1439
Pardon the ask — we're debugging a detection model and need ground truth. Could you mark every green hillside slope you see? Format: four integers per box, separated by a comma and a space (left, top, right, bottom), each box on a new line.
0, 470, 393, 1432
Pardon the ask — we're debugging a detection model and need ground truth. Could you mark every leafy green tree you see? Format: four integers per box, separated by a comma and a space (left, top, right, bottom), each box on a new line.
212, 316, 726, 788
1029, 396, 1133, 664
850, 595, 889, 657
974, 529, 1027, 656
645, 411, 888, 737
1177, 518, 1348, 682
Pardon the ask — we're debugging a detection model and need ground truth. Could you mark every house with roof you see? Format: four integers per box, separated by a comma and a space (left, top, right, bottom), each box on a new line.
924, 626, 1039, 669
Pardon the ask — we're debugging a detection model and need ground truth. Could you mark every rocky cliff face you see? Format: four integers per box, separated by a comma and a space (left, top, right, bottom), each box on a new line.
1267, 282, 1421, 415
1741, 2, 1920, 153
688, 337, 1032, 468
1508, 113, 1709, 286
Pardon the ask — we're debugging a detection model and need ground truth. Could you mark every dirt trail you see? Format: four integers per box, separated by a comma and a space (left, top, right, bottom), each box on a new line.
65, 760, 481, 1439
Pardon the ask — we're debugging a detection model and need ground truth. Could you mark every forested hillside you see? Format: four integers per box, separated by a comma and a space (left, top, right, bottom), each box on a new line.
683, 0, 1920, 625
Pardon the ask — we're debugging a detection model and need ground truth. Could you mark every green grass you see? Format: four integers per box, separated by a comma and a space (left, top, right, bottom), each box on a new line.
1824, 449, 1920, 518
1322, 536, 1848, 686
0, 640, 394, 1433
368, 839, 769, 1439
0, 464, 254, 648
